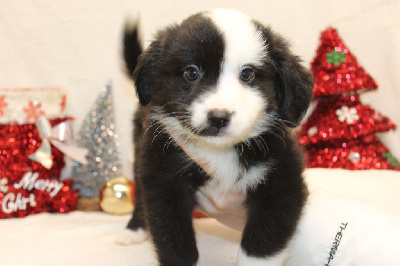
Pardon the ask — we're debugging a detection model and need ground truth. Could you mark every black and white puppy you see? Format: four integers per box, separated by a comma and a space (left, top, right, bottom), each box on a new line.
121, 9, 313, 265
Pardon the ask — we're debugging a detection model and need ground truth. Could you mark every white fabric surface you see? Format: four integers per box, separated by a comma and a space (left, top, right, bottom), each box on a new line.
1, 212, 240, 266
290, 169, 400, 266
2, 168, 400, 266
0, 0, 399, 180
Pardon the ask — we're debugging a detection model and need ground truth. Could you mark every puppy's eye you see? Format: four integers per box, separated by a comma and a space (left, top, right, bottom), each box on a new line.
183, 65, 200, 81
240, 67, 255, 82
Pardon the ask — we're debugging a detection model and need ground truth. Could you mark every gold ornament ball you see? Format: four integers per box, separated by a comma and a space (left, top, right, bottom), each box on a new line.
100, 176, 135, 215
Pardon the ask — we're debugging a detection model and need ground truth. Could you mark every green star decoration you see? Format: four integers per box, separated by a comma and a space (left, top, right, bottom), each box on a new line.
382, 152, 400, 167
326, 49, 346, 66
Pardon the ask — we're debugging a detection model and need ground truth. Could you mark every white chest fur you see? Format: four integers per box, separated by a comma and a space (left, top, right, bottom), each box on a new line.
158, 115, 271, 192
179, 140, 269, 193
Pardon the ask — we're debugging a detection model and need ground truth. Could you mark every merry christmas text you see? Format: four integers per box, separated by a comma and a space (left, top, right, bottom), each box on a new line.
1, 172, 64, 214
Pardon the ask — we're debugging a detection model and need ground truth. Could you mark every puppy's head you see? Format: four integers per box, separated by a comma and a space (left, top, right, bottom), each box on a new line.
126, 9, 313, 148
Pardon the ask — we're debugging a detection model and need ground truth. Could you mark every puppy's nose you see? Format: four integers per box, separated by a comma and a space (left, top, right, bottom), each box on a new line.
207, 109, 232, 128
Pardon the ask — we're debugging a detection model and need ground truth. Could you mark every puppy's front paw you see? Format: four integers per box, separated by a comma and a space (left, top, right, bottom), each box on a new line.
114, 228, 148, 245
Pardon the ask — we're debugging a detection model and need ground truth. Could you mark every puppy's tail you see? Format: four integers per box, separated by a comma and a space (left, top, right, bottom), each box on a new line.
123, 17, 142, 79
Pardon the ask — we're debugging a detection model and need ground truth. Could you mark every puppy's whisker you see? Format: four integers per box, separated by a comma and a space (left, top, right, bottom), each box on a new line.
152, 123, 164, 135
252, 137, 263, 151
152, 128, 166, 143
270, 124, 286, 137
274, 117, 297, 128
151, 124, 167, 146
256, 136, 270, 156
265, 115, 287, 134
243, 140, 253, 150
274, 119, 290, 131
144, 120, 162, 135
253, 137, 268, 157
165, 112, 191, 117
166, 138, 175, 149
163, 136, 175, 153
267, 129, 287, 148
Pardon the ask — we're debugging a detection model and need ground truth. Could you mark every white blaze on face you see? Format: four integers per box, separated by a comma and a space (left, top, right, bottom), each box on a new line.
190, 9, 268, 147
208, 9, 267, 67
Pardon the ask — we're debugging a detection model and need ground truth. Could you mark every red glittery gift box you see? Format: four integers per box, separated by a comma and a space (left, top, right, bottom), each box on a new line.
0, 88, 78, 218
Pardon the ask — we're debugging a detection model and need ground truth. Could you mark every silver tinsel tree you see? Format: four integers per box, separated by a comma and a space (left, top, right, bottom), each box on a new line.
72, 82, 122, 198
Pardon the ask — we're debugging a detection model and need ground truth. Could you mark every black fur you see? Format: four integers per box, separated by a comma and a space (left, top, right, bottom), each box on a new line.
253, 22, 314, 127
124, 21, 142, 80
240, 136, 307, 257
133, 14, 224, 107
123, 10, 313, 265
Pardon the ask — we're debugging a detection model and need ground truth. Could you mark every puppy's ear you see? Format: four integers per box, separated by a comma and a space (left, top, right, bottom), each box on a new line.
131, 48, 154, 106
269, 34, 314, 127
123, 19, 152, 106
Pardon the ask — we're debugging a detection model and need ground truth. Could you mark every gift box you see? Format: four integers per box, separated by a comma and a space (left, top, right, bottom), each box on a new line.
0, 88, 79, 218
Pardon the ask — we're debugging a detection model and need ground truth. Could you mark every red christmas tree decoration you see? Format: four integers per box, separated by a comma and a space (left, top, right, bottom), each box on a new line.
311, 27, 378, 98
298, 27, 400, 170
298, 95, 396, 146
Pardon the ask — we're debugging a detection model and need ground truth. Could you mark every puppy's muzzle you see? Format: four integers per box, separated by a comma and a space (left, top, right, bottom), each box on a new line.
207, 109, 233, 129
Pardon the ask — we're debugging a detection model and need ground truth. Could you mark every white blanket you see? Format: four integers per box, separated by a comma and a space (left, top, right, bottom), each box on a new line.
1, 212, 241, 266
2, 168, 400, 266
288, 169, 400, 266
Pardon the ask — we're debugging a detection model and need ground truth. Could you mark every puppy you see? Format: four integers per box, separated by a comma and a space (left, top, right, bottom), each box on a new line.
122, 9, 313, 265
